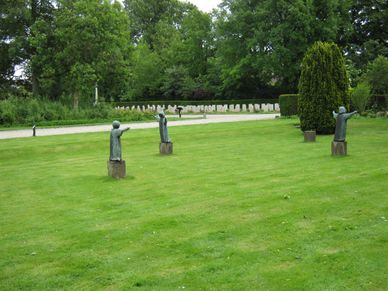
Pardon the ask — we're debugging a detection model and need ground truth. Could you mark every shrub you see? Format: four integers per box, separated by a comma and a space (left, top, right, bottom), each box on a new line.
368, 95, 388, 111
279, 94, 299, 116
298, 42, 349, 134
351, 82, 371, 113
0, 98, 155, 126
0, 99, 17, 126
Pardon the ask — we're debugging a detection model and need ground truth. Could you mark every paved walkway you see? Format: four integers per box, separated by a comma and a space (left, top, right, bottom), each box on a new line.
0, 114, 279, 139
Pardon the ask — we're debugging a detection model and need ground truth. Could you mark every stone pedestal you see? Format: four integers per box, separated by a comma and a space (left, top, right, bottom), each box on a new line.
331, 141, 347, 156
304, 130, 316, 142
160, 142, 173, 155
107, 160, 126, 179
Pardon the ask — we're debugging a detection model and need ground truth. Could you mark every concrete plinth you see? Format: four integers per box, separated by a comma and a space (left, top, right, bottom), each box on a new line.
304, 130, 316, 142
331, 141, 347, 156
107, 160, 126, 179
160, 142, 173, 155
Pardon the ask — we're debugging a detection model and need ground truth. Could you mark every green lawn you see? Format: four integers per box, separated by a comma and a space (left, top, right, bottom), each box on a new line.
0, 118, 387, 290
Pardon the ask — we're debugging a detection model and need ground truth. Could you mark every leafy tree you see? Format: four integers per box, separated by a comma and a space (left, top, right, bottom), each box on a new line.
30, 0, 131, 107
160, 65, 197, 100
0, 0, 54, 96
298, 42, 349, 134
123, 0, 193, 49
347, 0, 388, 69
364, 56, 388, 94
127, 43, 163, 100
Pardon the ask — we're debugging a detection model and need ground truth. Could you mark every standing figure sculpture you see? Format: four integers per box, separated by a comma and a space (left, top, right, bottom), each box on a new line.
155, 111, 171, 143
332, 106, 357, 142
109, 120, 130, 161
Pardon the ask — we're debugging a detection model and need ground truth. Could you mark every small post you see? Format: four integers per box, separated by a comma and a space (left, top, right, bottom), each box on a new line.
32, 125, 36, 137
94, 82, 98, 106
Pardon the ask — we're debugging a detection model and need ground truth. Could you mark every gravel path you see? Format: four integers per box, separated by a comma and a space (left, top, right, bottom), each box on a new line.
0, 114, 279, 139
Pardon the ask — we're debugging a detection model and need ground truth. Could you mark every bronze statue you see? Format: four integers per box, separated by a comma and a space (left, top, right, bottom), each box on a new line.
109, 121, 130, 161
155, 111, 171, 143
333, 106, 357, 142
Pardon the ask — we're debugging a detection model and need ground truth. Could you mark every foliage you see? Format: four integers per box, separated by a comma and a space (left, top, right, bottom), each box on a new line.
368, 95, 388, 112
1, 0, 387, 106
30, 0, 131, 106
1, 119, 387, 289
126, 43, 163, 100
363, 56, 388, 95
298, 42, 349, 134
0, 98, 153, 127
279, 94, 298, 116
347, 0, 388, 70
351, 82, 371, 113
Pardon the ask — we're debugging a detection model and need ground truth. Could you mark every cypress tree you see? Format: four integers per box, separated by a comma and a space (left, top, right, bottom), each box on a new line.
298, 42, 349, 134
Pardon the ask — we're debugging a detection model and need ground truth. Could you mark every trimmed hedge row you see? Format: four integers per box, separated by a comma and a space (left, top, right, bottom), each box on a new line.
110, 99, 279, 107
279, 94, 299, 116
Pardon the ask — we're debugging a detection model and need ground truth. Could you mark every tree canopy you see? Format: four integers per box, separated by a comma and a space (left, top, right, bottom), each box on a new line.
1, 0, 386, 106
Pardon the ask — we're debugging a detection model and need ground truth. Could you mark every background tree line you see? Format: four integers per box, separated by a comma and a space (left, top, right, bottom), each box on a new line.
1, 0, 387, 109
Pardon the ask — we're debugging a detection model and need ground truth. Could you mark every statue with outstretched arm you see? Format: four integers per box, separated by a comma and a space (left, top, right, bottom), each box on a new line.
154, 111, 171, 143
333, 106, 357, 142
109, 120, 130, 161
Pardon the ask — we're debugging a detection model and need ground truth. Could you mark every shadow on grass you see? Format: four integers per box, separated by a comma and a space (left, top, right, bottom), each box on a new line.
85, 175, 137, 183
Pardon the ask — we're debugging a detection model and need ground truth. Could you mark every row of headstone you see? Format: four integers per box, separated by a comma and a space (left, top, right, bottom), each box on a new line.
115, 103, 280, 113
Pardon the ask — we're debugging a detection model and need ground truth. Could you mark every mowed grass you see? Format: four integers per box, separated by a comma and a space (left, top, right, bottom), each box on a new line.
0, 118, 387, 290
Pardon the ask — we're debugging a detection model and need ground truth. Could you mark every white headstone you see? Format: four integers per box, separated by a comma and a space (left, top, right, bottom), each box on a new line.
235, 104, 240, 112
242, 104, 247, 112
275, 103, 280, 111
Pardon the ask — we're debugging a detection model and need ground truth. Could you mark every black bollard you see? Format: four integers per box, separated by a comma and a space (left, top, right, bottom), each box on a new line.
32, 125, 36, 137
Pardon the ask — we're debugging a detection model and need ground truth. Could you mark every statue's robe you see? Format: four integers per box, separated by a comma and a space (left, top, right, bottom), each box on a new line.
156, 115, 171, 143
110, 128, 125, 161
333, 113, 354, 142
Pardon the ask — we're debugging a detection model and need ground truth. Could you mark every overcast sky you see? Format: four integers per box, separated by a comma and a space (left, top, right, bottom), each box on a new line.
182, 0, 222, 12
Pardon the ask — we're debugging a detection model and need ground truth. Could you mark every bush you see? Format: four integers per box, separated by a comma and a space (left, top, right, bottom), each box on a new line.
0, 99, 17, 126
0, 98, 154, 127
351, 82, 371, 113
368, 95, 388, 111
298, 42, 349, 134
279, 94, 299, 116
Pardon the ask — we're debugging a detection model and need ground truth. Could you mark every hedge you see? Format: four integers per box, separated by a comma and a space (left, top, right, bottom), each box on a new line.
298, 42, 349, 134
279, 94, 299, 116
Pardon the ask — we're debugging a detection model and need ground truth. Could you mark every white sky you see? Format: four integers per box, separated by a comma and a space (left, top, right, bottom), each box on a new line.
182, 0, 222, 12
